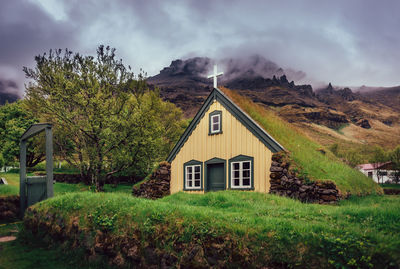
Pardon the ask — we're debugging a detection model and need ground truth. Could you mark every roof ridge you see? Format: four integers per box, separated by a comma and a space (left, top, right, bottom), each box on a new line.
166, 88, 284, 163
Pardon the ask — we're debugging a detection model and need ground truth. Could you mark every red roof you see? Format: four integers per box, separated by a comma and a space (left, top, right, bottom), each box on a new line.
357, 162, 392, 170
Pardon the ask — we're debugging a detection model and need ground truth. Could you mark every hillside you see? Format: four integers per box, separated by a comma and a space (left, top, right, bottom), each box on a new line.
360, 86, 400, 112
220, 87, 381, 196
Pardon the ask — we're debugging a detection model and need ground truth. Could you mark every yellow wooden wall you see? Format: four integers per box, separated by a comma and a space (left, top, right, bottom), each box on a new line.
170, 99, 273, 194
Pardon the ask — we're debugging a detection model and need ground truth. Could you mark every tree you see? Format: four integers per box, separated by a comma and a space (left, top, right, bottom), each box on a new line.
24, 46, 185, 190
389, 145, 400, 183
0, 152, 4, 170
0, 101, 45, 167
370, 146, 388, 184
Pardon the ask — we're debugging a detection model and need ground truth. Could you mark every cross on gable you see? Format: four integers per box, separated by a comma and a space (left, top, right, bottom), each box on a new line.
207, 64, 223, 88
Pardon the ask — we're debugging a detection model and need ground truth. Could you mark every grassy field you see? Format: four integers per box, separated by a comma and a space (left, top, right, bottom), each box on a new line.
0, 172, 132, 197
22, 191, 400, 268
221, 88, 382, 196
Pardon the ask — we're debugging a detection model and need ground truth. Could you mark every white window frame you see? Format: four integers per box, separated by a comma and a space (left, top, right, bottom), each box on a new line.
231, 161, 251, 189
185, 165, 201, 190
210, 114, 221, 133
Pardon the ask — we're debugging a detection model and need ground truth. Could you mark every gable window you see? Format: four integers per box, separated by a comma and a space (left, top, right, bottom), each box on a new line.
209, 110, 222, 135
229, 155, 254, 189
184, 160, 203, 190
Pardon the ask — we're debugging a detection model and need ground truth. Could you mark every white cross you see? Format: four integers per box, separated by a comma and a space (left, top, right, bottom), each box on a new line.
207, 64, 223, 88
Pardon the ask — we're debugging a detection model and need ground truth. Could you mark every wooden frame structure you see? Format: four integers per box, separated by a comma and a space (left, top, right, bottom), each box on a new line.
20, 123, 53, 216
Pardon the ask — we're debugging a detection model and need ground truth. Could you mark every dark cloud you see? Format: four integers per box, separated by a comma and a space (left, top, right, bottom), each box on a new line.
1, 0, 399, 97
0, 0, 78, 96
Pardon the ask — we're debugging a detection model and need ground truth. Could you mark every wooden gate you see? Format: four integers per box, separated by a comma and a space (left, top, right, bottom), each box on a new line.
20, 123, 53, 216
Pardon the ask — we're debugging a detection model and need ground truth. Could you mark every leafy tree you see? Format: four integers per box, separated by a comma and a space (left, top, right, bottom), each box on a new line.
369, 146, 389, 184
24, 46, 185, 190
0, 101, 45, 167
389, 145, 400, 183
344, 149, 363, 167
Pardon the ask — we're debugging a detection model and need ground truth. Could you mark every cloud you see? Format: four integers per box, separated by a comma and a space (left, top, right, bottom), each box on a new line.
1, 0, 399, 97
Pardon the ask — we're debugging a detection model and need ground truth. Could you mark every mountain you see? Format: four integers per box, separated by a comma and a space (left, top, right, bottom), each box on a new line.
148, 55, 400, 154
148, 55, 313, 117
359, 86, 400, 112
0, 79, 19, 105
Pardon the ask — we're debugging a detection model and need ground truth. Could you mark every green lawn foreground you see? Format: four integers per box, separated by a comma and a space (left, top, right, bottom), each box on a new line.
23, 191, 400, 268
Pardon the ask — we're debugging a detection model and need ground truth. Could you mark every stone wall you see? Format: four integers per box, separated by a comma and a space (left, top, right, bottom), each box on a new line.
269, 152, 340, 204
383, 188, 400, 195
0, 195, 20, 221
132, 162, 170, 199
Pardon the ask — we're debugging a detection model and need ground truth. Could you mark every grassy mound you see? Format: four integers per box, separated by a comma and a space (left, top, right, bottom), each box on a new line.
221, 88, 382, 196
24, 191, 400, 268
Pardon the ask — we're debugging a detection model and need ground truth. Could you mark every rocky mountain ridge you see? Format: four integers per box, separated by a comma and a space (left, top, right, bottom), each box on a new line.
149, 56, 399, 130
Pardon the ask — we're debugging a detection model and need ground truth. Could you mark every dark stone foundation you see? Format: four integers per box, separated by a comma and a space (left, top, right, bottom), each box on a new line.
132, 162, 170, 199
269, 152, 341, 204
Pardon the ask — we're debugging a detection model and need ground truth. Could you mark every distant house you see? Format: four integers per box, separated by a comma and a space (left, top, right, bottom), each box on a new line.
357, 162, 395, 183
166, 87, 284, 194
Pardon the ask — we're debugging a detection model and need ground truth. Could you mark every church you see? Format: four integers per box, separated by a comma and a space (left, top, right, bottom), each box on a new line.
166, 66, 284, 194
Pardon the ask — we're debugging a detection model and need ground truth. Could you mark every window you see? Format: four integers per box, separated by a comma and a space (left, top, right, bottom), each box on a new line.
209, 111, 222, 135
368, 172, 373, 178
229, 155, 254, 189
184, 160, 203, 190
231, 161, 251, 188
211, 115, 220, 133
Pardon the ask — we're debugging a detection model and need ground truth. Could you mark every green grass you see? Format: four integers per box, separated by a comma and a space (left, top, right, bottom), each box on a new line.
381, 184, 400, 189
0, 173, 132, 197
222, 88, 382, 196
0, 173, 19, 196
24, 191, 400, 268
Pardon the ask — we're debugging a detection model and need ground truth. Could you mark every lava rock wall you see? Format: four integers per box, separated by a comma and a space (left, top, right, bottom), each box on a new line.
132, 162, 170, 199
0, 195, 20, 221
269, 152, 340, 204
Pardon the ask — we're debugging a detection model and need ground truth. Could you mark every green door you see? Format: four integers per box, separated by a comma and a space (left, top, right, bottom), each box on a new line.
207, 163, 225, 191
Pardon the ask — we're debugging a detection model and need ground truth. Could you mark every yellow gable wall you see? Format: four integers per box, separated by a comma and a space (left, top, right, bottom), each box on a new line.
170, 99, 273, 194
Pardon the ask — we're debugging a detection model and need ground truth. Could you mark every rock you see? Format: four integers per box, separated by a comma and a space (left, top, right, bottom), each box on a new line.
356, 119, 371, 129
270, 152, 340, 204
320, 195, 337, 201
132, 163, 171, 199
270, 172, 282, 179
270, 166, 283, 172
0, 195, 20, 221
271, 161, 280, 167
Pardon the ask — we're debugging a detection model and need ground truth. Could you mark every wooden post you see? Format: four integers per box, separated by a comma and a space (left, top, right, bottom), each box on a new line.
19, 140, 27, 217
45, 126, 54, 198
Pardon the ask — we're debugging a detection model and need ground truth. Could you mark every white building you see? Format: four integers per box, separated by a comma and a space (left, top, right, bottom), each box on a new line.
357, 162, 395, 184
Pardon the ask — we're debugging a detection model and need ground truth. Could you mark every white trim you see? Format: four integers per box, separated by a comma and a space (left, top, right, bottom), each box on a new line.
185, 165, 201, 190
231, 161, 251, 189
210, 114, 221, 133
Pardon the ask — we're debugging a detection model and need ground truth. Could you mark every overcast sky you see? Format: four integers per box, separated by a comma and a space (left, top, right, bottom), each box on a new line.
1, 0, 400, 96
